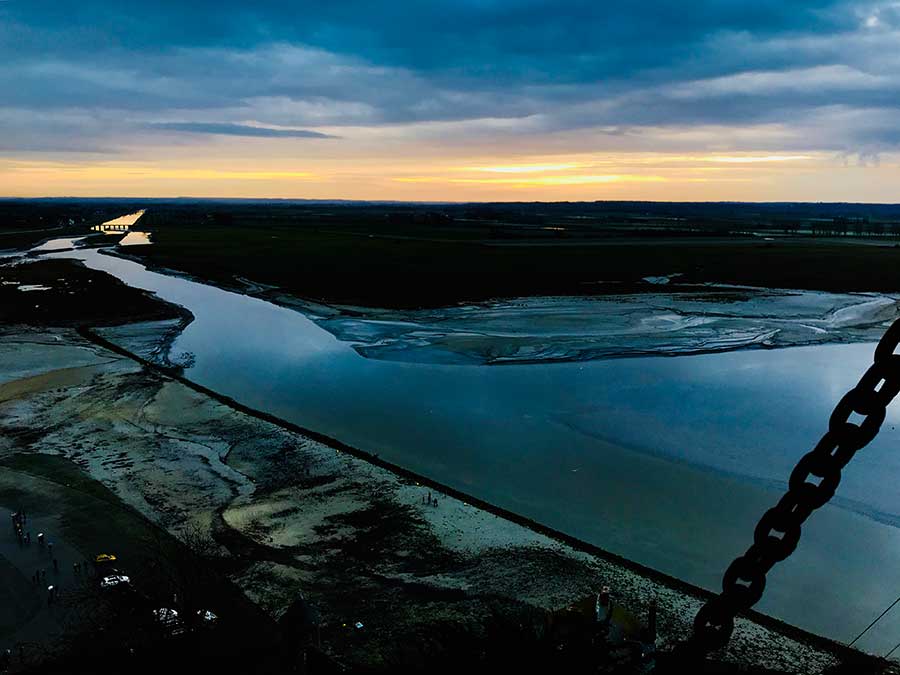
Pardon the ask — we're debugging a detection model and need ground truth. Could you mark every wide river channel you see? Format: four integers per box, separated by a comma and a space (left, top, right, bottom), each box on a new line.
47, 242, 900, 654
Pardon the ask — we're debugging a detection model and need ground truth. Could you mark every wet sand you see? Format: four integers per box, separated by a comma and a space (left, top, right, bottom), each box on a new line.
16, 243, 900, 657
0, 323, 853, 672
277, 289, 900, 365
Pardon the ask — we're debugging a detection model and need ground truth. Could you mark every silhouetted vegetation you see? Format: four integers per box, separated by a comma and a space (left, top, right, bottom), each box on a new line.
0, 259, 189, 327
107, 199, 900, 308
0, 200, 147, 251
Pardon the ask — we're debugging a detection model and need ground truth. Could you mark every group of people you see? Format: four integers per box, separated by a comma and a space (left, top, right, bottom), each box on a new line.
3, 510, 107, 670
9, 509, 27, 542
9, 510, 68, 607
421, 491, 439, 507
9, 511, 46, 551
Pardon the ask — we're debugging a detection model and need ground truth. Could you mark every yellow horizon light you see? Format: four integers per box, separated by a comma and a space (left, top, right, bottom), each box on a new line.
397, 174, 667, 186
465, 163, 584, 173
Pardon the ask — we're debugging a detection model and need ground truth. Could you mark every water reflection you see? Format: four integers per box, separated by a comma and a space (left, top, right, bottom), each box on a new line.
95, 210, 146, 229
29, 237, 84, 252
39, 240, 900, 654
118, 231, 152, 246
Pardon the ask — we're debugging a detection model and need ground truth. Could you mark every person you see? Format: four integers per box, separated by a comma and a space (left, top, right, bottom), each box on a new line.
646, 598, 657, 646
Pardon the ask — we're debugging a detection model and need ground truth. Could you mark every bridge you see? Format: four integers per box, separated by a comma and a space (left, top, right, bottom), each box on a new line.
91, 209, 147, 234
91, 223, 132, 232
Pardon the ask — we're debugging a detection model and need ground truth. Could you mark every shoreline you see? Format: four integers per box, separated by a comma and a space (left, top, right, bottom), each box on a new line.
76, 324, 858, 661
3, 241, 892, 667
75, 249, 900, 536
101, 246, 900, 367
0, 313, 877, 671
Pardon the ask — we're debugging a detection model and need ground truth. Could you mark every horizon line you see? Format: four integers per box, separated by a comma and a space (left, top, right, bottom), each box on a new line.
4, 196, 900, 207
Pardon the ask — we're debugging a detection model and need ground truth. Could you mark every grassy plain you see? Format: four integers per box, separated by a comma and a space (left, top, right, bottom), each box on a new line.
133, 224, 900, 308
0, 259, 189, 326
7, 199, 900, 308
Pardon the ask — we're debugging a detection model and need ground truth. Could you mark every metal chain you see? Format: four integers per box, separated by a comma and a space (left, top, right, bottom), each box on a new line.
690, 318, 900, 652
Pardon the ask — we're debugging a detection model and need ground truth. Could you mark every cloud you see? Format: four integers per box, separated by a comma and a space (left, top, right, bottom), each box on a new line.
3, 0, 900, 158
148, 122, 337, 139
0, 1, 851, 81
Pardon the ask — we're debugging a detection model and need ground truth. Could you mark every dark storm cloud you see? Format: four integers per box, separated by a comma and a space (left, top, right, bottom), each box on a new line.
0, 1, 850, 79
2, 0, 900, 153
0, 2, 858, 83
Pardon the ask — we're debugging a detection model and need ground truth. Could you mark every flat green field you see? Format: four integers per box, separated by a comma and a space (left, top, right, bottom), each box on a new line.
7, 199, 900, 308
131, 224, 900, 308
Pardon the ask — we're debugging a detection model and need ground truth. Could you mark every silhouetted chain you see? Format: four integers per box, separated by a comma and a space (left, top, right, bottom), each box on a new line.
690, 317, 900, 652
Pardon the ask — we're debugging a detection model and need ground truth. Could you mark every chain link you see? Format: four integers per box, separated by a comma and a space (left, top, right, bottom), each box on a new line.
689, 316, 900, 653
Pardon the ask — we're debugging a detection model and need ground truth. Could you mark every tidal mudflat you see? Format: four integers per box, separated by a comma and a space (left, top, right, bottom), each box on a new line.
23, 240, 900, 656
0, 242, 876, 671
283, 289, 900, 365
0, 322, 843, 672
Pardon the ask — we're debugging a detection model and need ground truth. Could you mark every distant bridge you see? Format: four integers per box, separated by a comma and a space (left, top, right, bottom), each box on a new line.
91, 209, 147, 234
91, 223, 132, 232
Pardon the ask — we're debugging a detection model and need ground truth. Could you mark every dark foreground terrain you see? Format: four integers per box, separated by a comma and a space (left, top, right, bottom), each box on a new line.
110, 199, 900, 307
2, 201, 900, 673
0, 201, 146, 252
0, 259, 189, 327
8, 198, 900, 308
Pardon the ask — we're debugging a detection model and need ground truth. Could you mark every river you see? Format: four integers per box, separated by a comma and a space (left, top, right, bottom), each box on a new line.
42, 241, 900, 654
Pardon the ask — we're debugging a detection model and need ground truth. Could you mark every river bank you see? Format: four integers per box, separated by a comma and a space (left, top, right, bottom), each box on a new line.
24, 241, 900, 656
0, 322, 858, 672
98, 245, 900, 367
0, 255, 869, 671
263, 288, 900, 365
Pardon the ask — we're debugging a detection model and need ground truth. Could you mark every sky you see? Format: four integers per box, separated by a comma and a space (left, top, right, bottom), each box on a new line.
3, 1, 900, 201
